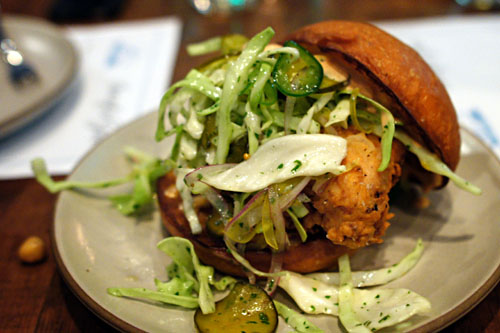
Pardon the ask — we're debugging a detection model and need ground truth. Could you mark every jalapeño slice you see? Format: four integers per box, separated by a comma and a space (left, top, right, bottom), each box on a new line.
272, 40, 323, 97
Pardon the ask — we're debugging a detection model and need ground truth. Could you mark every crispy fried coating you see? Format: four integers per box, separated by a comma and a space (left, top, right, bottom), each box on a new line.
305, 128, 405, 249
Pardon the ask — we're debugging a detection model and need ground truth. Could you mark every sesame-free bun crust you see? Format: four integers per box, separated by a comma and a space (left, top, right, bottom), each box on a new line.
157, 173, 353, 277
287, 21, 461, 183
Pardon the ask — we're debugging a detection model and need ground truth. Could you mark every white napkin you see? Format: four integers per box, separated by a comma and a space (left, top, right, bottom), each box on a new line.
0, 17, 182, 179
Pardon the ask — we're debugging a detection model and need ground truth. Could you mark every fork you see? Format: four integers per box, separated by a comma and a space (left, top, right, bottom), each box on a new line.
0, 6, 38, 86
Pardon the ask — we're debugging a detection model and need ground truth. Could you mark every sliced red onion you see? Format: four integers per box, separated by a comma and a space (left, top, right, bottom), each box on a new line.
236, 243, 256, 283
201, 186, 232, 223
224, 190, 265, 243
265, 252, 283, 295
223, 235, 285, 278
268, 186, 288, 251
184, 164, 237, 224
278, 176, 311, 210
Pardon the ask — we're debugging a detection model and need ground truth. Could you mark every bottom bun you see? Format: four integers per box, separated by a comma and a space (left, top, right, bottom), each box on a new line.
157, 172, 353, 277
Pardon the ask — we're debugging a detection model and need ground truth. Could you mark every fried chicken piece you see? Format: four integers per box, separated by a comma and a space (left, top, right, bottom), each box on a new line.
304, 128, 405, 249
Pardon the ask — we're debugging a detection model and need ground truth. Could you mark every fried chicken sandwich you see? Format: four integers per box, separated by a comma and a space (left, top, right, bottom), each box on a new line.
154, 21, 480, 278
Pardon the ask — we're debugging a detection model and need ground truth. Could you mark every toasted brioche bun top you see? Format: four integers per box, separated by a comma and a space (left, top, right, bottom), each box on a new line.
286, 21, 460, 187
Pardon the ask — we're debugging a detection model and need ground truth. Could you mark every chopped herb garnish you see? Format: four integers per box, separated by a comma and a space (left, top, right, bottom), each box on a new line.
267, 279, 275, 290
378, 315, 390, 323
291, 160, 302, 173
259, 312, 270, 324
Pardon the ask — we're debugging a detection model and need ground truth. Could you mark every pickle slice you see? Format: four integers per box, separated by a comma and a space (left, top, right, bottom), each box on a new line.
194, 282, 278, 333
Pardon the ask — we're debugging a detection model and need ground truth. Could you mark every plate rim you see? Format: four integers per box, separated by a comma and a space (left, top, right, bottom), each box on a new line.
0, 15, 79, 139
51, 112, 500, 332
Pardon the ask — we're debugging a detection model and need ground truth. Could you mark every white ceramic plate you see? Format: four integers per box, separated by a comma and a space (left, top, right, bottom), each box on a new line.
0, 16, 77, 139
53, 112, 500, 332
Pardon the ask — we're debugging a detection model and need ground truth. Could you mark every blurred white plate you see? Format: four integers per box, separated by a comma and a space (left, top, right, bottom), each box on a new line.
52, 112, 500, 332
0, 15, 77, 139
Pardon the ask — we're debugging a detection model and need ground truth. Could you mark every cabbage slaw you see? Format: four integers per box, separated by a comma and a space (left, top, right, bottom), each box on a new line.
108, 237, 430, 333
30, 26, 482, 333
151, 26, 480, 260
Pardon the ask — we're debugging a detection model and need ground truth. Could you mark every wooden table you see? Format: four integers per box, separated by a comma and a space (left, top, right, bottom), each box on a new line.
1, 0, 499, 331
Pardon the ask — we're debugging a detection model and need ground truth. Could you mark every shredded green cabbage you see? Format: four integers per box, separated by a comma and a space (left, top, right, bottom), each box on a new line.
175, 168, 202, 234
215, 27, 275, 164
108, 237, 236, 314
224, 236, 287, 278
187, 34, 249, 57
107, 286, 199, 309
394, 130, 482, 195
287, 208, 308, 242
297, 92, 334, 134
324, 98, 350, 128
32, 147, 174, 215
31, 157, 132, 193
277, 239, 431, 332
186, 107, 205, 140
107, 237, 429, 333
187, 37, 222, 56
257, 46, 299, 63
308, 238, 424, 287
220, 34, 249, 55
249, 62, 274, 112
339, 90, 395, 172
338, 254, 369, 332
156, 69, 221, 141
357, 94, 395, 172
244, 103, 262, 154
274, 300, 324, 333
